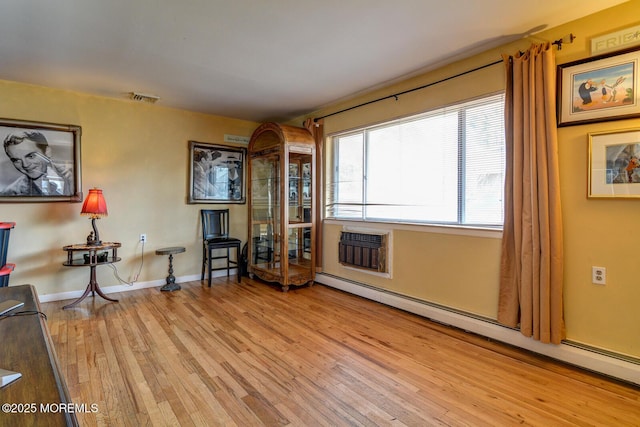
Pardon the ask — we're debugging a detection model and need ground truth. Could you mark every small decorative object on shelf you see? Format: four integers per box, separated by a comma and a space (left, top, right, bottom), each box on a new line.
84, 251, 108, 264
86, 231, 96, 245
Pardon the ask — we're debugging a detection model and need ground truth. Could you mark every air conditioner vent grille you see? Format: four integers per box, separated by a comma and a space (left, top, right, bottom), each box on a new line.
339, 231, 387, 273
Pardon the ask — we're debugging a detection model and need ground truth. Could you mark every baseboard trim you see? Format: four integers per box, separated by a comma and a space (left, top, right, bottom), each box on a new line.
315, 273, 640, 386
37, 270, 236, 303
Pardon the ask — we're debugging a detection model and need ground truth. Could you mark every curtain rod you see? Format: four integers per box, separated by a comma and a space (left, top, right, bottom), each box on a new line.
312, 33, 575, 123
313, 59, 503, 122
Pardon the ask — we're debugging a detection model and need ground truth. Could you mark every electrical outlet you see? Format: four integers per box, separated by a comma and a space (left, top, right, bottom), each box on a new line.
140, 233, 146, 243
592, 266, 606, 285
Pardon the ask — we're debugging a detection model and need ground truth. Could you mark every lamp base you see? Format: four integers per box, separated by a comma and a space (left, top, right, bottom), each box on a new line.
86, 231, 102, 246
86, 218, 103, 246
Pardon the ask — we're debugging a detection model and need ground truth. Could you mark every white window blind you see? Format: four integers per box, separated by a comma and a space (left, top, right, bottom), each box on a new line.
327, 93, 505, 227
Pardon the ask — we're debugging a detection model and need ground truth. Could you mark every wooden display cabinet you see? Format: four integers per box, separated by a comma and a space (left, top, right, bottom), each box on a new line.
247, 123, 316, 291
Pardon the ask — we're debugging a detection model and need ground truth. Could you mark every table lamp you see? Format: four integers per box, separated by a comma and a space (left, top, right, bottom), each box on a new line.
81, 188, 108, 245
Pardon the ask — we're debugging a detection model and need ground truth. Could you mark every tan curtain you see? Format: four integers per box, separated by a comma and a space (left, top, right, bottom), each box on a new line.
497, 43, 565, 344
304, 118, 324, 270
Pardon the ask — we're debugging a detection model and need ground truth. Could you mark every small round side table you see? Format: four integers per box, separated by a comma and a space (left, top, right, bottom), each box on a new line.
156, 246, 185, 292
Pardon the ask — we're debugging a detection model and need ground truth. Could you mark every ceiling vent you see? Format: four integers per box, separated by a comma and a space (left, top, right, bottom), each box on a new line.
129, 92, 160, 104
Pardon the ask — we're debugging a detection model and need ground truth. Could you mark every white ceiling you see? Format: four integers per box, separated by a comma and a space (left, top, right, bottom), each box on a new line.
0, 0, 628, 122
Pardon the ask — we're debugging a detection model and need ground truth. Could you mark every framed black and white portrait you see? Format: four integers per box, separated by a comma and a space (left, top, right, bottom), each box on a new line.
188, 141, 246, 204
0, 118, 82, 202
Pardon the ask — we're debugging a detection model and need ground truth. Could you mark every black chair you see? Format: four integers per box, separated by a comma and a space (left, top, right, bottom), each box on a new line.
252, 236, 273, 264
201, 209, 241, 286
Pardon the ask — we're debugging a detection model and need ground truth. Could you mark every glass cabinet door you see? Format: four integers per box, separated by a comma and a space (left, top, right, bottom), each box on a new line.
286, 152, 313, 273
287, 226, 312, 261
250, 155, 281, 270
288, 153, 312, 225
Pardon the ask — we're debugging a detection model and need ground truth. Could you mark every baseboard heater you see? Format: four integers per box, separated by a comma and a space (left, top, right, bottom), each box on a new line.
339, 231, 388, 273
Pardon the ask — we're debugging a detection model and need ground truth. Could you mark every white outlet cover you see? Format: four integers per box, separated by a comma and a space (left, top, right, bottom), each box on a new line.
592, 266, 606, 285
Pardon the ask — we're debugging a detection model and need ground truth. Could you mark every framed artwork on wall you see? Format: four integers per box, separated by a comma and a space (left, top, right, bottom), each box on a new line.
188, 141, 246, 204
557, 46, 640, 127
0, 118, 82, 202
588, 128, 640, 198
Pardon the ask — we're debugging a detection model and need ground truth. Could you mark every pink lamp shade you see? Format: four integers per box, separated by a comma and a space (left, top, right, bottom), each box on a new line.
81, 188, 108, 218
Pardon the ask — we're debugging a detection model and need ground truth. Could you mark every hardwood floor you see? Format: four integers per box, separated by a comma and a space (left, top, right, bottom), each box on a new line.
43, 278, 639, 426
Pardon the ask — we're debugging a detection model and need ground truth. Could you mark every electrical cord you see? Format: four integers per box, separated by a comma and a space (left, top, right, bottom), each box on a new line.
108, 239, 145, 287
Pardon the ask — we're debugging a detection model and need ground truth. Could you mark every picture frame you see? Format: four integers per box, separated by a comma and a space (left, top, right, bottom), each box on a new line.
588, 128, 640, 198
188, 141, 246, 204
557, 46, 640, 127
0, 118, 82, 202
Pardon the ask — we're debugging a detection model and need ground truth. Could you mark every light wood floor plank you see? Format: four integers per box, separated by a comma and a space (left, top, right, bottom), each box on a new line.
42, 278, 640, 426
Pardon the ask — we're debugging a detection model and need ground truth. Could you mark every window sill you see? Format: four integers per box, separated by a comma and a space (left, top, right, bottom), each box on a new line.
324, 218, 502, 239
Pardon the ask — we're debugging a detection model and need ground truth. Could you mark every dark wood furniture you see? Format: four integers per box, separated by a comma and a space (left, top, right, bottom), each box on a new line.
0, 285, 78, 426
62, 242, 121, 309
201, 209, 241, 285
156, 246, 185, 292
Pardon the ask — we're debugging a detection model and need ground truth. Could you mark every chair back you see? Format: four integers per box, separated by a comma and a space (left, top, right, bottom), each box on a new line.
201, 209, 230, 241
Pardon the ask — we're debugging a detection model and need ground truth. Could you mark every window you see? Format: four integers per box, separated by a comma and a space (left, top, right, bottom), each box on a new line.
327, 93, 505, 227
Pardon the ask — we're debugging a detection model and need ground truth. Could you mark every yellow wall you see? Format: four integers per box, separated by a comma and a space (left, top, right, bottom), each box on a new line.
322, 224, 502, 318
306, 1, 640, 358
0, 80, 258, 296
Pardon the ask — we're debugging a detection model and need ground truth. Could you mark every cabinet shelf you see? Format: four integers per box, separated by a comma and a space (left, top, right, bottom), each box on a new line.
288, 222, 311, 228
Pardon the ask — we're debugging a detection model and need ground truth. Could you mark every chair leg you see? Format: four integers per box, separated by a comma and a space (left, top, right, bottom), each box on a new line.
236, 243, 241, 283
208, 247, 213, 287
202, 244, 242, 285
201, 246, 206, 281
